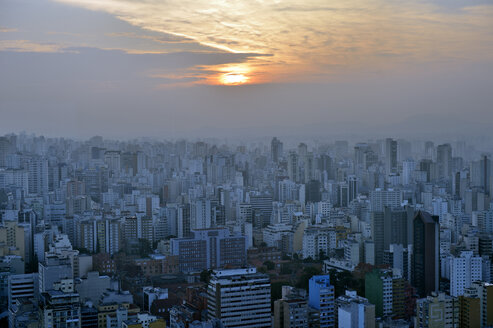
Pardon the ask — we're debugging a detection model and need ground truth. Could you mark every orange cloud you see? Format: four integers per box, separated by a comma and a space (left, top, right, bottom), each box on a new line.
54, 0, 493, 85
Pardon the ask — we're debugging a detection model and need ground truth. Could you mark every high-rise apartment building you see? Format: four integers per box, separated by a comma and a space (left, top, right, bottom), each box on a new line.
309, 275, 335, 328
207, 268, 271, 328
470, 281, 493, 327
412, 211, 439, 297
39, 280, 81, 328
365, 269, 393, 318
96, 219, 121, 255
38, 255, 73, 293
415, 292, 459, 328
385, 138, 397, 176
274, 286, 308, 328
449, 251, 482, 297
458, 287, 480, 328
171, 228, 246, 273
369, 189, 402, 212
336, 290, 375, 328
28, 157, 49, 195
437, 144, 452, 180
271, 137, 283, 163
373, 206, 413, 266
104, 150, 121, 176
288, 151, 299, 183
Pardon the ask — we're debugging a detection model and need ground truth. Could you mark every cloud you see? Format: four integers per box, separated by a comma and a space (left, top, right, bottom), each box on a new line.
0, 40, 67, 53
53, 0, 493, 83
0, 27, 18, 33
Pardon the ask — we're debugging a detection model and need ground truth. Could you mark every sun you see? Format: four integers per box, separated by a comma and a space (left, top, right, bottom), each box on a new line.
221, 73, 248, 85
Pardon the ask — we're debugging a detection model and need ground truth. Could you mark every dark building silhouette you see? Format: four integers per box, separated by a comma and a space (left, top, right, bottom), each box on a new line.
271, 137, 283, 163
318, 154, 334, 180
306, 180, 321, 203
372, 206, 414, 266
412, 211, 439, 297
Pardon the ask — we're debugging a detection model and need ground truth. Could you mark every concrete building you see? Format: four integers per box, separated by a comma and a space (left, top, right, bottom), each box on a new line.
142, 286, 168, 312
39, 283, 81, 328
8, 273, 38, 309
309, 275, 335, 328
458, 288, 480, 328
470, 281, 493, 327
28, 157, 49, 195
365, 269, 393, 319
274, 286, 308, 328
415, 292, 458, 328
38, 255, 73, 293
171, 228, 246, 273
385, 138, 397, 176
207, 268, 271, 328
448, 251, 482, 297
369, 189, 402, 212
75, 271, 111, 304
336, 290, 375, 328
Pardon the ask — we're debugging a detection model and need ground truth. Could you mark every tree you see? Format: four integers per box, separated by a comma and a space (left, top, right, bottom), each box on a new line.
303, 256, 314, 263
263, 260, 275, 271
138, 238, 152, 258
271, 281, 289, 304
0, 190, 8, 209
123, 263, 142, 277
329, 269, 364, 297
280, 263, 293, 275
200, 269, 212, 284
296, 266, 322, 290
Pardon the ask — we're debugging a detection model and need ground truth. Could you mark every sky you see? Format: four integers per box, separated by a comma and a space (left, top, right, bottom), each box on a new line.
0, 0, 492, 139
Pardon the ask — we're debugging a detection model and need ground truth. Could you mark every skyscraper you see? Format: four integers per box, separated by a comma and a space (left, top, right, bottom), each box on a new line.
383, 206, 414, 251
271, 137, 283, 163
309, 275, 335, 328
415, 292, 459, 328
436, 143, 452, 180
365, 269, 393, 318
385, 138, 397, 176
449, 251, 482, 297
207, 268, 271, 328
480, 155, 491, 196
288, 151, 299, 183
347, 175, 358, 204
171, 228, 246, 273
304, 152, 315, 183
412, 211, 439, 297
470, 281, 493, 327
318, 155, 333, 179
28, 157, 49, 195
458, 288, 481, 328
306, 180, 321, 203
250, 194, 273, 227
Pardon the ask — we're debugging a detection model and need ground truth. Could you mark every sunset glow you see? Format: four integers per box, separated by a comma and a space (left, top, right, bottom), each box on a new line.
52, 0, 493, 85
221, 73, 248, 85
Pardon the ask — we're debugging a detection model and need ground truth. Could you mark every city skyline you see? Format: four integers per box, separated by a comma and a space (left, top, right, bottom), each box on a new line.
2, 1, 493, 326
1, 133, 493, 327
